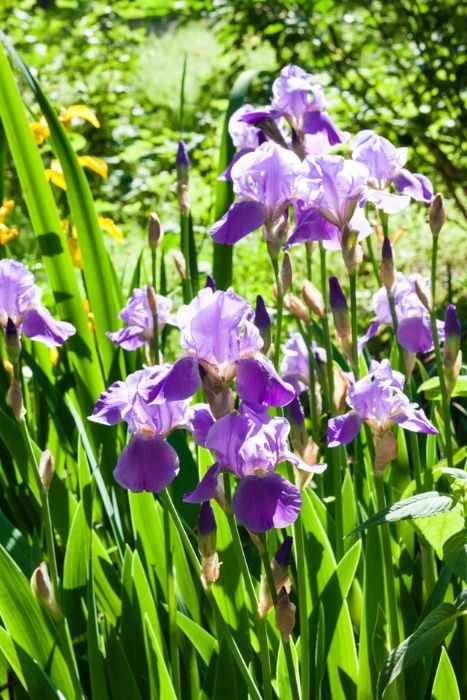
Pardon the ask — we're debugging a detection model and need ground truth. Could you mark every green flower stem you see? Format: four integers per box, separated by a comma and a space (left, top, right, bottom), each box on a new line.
366, 235, 381, 287
306, 241, 313, 283
258, 534, 300, 700
319, 245, 335, 411
271, 256, 284, 371
181, 211, 193, 302
151, 248, 160, 365
163, 501, 180, 696
159, 489, 262, 700
304, 322, 320, 442
18, 419, 82, 698
349, 270, 360, 382
222, 475, 272, 700
430, 233, 454, 467
293, 512, 310, 700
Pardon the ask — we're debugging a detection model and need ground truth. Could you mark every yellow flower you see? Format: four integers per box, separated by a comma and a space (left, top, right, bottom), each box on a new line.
82, 298, 95, 333
97, 216, 123, 243
46, 156, 108, 191
0, 200, 15, 222
50, 347, 60, 366
0, 224, 19, 245
30, 117, 50, 146
60, 104, 100, 129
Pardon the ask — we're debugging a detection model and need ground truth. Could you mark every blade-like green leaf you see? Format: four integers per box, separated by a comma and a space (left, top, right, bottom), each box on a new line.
431, 646, 460, 700
443, 528, 467, 582
175, 610, 218, 666
418, 375, 467, 400
352, 492, 456, 534
0, 628, 61, 699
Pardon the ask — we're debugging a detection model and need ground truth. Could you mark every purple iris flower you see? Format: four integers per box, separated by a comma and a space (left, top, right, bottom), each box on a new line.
0, 259, 75, 347
211, 142, 305, 246
89, 366, 191, 492
290, 155, 371, 249
107, 285, 172, 351
281, 332, 326, 393
327, 359, 437, 447
185, 403, 325, 531
219, 104, 265, 181
359, 272, 445, 353
351, 130, 433, 209
143, 288, 295, 409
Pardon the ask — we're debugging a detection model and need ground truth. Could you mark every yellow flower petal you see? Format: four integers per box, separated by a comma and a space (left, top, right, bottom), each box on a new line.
50, 347, 60, 366
67, 236, 83, 269
60, 104, 100, 129
0, 200, 15, 223
97, 216, 124, 244
0, 224, 19, 245
45, 168, 67, 191
78, 155, 108, 179
30, 118, 50, 145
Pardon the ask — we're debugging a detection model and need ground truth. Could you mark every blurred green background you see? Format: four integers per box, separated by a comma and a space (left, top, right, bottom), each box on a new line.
1, 0, 465, 318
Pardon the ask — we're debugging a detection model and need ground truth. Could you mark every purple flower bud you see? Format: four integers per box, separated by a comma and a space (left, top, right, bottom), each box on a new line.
274, 536, 293, 568
381, 236, 396, 293
445, 304, 461, 339
176, 140, 190, 172
443, 304, 461, 386
329, 276, 350, 339
198, 501, 217, 538
255, 295, 271, 332
285, 395, 305, 430
205, 274, 216, 292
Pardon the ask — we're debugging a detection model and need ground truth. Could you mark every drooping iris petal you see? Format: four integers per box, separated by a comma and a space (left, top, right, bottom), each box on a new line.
327, 411, 362, 447
219, 148, 255, 181
393, 170, 433, 203
113, 434, 179, 493
144, 357, 201, 404
228, 104, 261, 149
287, 208, 338, 247
365, 189, 411, 214
189, 404, 215, 447
397, 314, 435, 353
22, 307, 76, 347
302, 110, 348, 150
183, 464, 221, 503
236, 355, 295, 407
358, 320, 380, 352
232, 473, 301, 531
351, 129, 407, 182
107, 325, 146, 350
211, 200, 266, 244
392, 408, 438, 434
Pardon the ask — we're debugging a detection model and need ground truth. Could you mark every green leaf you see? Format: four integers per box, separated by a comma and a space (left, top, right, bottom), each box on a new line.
431, 646, 460, 700
87, 556, 110, 700
107, 633, 143, 700
175, 611, 218, 665
144, 614, 177, 700
0, 545, 78, 698
377, 603, 466, 699
63, 500, 91, 589
0, 628, 61, 699
443, 529, 467, 581
414, 504, 464, 558
213, 69, 258, 289
352, 492, 456, 534
417, 375, 467, 400
0, 510, 38, 577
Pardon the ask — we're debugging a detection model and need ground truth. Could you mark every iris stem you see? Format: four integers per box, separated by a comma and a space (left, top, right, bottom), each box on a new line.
271, 256, 284, 371
304, 321, 320, 442
319, 245, 335, 412
181, 211, 193, 302
367, 235, 381, 287
163, 500, 180, 696
222, 475, 272, 700
151, 249, 160, 365
258, 534, 300, 700
349, 270, 360, 381
293, 513, 310, 700
159, 489, 262, 700
430, 235, 453, 467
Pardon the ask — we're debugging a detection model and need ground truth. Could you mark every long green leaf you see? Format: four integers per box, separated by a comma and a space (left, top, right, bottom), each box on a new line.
352, 492, 456, 534
431, 646, 461, 700
0, 628, 61, 699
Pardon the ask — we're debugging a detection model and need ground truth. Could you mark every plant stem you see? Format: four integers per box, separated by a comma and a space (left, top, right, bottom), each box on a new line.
367, 235, 381, 287
258, 535, 300, 700
349, 270, 360, 381
430, 234, 453, 467
151, 248, 160, 365
181, 212, 193, 302
293, 514, 310, 700
160, 489, 262, 700
304, 322, 320, 442
271, 256, 284, 371
223, 476, 272, 700
319, 245, 335, 412
163, 501, 180, 696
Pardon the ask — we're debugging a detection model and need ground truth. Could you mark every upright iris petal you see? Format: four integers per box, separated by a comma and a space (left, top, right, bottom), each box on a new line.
107, 285, 172, 350
0, 259, 75, 347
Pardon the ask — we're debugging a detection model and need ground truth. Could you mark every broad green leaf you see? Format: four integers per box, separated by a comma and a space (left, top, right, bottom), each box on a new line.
0, 545, 78, 698
352, 492, 456, 533
443, 529, 467, 581
175, 610, 218, 665
0, 42, 105, 413
276, 639, 299, 700
144, 614, 177, 700
0, 628, 61, 699
414, 504, 464, 558
107, 633, 143, 700
418, 375, 467, 400
377, 603, 466, 699
63, 500, 91, 589
87, 557, 110, 700
431, 646, 460, 700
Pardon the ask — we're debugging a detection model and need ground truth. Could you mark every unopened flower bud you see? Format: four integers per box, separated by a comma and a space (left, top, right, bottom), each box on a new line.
147, 212, 163, 249
173, 250, 187, 279
205, 274, 216, 292
374, 431, 398, 473
341, 224, 363, 272
284, 396, 307, 451
5, 317, 21, 365
30, 562, 59, 616
302, 280, 324, 317
254, 117, 289, 150
259, 538, 293, 617
429, 193, 446, 237
176, 141, 190, 215
198, 503, 221, 588
414, 276, 432, 311
255, 295, 272, 352
380, 237, 396, 293
7, 381, 25, 421
329, 276, 350, 338
146, 285, 158, 314
444, 304, 462, 395
283, 294, 309, 324
275, 587, 296, 641
280, 252, 293, 293
39, 449, 55, 493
